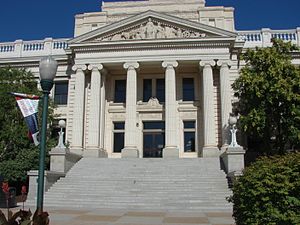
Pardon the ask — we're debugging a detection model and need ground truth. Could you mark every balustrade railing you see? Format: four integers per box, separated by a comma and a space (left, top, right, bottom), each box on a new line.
0, 38, 69, 58
237, 28, 300, 48
0, 28, 299, 58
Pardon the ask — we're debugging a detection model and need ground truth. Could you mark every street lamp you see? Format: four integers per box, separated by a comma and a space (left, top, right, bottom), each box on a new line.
37, 56, 58, 213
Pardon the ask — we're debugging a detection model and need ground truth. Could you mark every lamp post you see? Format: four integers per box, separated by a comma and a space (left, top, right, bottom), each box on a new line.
37, 56, 58, 213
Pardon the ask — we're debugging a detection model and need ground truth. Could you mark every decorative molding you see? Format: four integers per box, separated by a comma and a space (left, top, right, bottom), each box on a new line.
95, 18, 207, 43
87, 64, 104, 71
217, 60, 232, 67
72, 64, 87, 71
199, 60, 216, 67
162, 60, 178, 68
123, 62, 139, 70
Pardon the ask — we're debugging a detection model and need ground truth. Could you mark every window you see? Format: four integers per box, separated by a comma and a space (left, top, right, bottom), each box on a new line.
182, 78, 195, 101
143, 121, 165, 130
114, 80, 126, 103
156, 79, 165, 102
143, 79, 152, 102
113, 122, 125, 153
183, 121, 195, 152
54, 82, 68, 105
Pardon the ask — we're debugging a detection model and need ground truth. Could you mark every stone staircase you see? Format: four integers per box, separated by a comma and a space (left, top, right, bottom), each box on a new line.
30, 158, 232, 212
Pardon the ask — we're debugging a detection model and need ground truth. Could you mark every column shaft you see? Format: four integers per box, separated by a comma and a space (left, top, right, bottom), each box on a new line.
200, 60, 219, 157
86, 64, 103, 155
162, 61, 179, 158
123, 62, 139, 156
219, 62, 232, 146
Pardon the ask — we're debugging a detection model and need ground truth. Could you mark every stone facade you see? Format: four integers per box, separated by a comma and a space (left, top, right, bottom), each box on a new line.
0, 0, 299, 160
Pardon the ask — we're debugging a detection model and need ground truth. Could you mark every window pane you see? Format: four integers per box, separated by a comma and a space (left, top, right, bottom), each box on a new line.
114, 122, 125, 130
54, 82, 68, 105
183, 78, 194, 101
143, 79, 152, 102
113, 133, 124, 153
114, 80, 126, 103
156, 79, 165, 102
184, 132, 195, 152
143, 121, 165, 130
184, 121, 195, 129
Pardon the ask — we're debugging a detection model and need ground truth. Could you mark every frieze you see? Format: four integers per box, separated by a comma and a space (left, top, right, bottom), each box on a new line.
93, 18, 207, 42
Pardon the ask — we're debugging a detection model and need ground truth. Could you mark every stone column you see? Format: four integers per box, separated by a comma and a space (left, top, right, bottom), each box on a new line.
84, 64, 103, 157
199, 60, 219, 157
71, 64, 87, 155
217, 61, 232, 149
162, 61, 179, 158
122, 62, 139, 158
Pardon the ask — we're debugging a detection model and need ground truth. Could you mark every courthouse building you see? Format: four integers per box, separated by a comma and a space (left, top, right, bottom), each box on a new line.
1, 0, 300, 159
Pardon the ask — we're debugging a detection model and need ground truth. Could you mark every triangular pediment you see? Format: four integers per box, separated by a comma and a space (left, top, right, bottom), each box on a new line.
69, 10, 237, 45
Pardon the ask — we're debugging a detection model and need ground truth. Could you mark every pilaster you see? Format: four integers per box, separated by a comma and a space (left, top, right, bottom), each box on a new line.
162, 60, 179, 158
70, 64, 87, 155
122, 62, 139, 158
199, 60, 219, 157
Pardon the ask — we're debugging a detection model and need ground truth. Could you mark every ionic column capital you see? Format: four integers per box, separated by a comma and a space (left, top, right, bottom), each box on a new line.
162, 60, 178, 69
217, 60, 231, 68
72, 64, 87, 72
199, 60, 216, 67
88, 64, 104, 71
123, 62, 139, 70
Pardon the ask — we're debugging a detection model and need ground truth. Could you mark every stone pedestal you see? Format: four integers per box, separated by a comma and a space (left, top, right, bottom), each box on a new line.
221, 146, 245, 174
163, 147, 179, 158
121, 148, 139, 158
27, 170, 65, 201
49, 147, 82, 173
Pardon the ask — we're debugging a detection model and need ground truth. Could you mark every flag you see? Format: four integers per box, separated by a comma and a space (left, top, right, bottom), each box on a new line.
10, 92, 40, 146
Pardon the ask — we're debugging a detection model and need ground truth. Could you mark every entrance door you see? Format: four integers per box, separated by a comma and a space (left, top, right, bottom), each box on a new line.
143, 133, 165, 158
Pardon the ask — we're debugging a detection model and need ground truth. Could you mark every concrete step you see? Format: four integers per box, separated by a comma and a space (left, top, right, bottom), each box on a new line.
34, 158, 232, 211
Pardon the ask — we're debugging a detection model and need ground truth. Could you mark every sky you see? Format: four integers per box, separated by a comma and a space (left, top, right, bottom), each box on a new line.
0, 0, 300, 42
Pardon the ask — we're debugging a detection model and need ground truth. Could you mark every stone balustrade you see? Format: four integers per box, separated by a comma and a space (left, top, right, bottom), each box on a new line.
0, 38, 69, 58
237, 28, 300, 48
0, 28, 299, 59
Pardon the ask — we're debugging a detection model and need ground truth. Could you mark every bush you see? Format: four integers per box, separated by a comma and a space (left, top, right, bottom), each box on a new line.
229, 152, 300, 225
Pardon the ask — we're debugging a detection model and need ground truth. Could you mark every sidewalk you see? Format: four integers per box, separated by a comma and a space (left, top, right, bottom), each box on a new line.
1, 206, 235, 225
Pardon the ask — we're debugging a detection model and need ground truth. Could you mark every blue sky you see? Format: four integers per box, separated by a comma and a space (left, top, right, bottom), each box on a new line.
0, 0, 299, 42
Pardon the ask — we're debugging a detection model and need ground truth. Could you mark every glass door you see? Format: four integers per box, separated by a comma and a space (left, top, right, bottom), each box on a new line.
143, 132, 165, 158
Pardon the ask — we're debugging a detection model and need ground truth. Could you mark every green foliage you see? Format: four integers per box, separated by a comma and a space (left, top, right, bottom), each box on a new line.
0, 67, 55, 183
229, 152, 300, 225
232, 39, 300, 153
0, 209, 49, 225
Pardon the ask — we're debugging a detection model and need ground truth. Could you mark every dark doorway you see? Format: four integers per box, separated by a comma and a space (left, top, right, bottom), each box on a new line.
143, 132, 165, 158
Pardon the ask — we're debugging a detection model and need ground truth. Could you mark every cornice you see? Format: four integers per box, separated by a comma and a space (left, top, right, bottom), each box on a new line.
70, 38, 235, 54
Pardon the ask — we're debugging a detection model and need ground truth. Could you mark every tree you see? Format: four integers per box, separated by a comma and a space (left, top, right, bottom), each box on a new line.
232, 39, 300, 154
0, 67, 55, 184
229, 153, 300, 225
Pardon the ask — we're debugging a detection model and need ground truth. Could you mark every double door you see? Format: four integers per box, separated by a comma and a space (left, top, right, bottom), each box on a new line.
143, 132, 164, 158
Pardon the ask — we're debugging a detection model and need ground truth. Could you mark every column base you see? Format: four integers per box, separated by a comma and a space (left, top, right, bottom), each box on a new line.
121, 147, 139, 158
202, 146, 220, 157
83, 147, 107, 158
163, 146, 179, 158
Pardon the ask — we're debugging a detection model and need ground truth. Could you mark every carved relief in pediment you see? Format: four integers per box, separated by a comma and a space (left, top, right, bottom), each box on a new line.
93, 18, 207, 42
